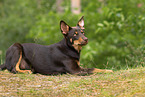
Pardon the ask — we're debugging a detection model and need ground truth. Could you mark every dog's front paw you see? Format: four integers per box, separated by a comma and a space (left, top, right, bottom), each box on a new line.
92, 68, 113, 73
105, 70, 113, 73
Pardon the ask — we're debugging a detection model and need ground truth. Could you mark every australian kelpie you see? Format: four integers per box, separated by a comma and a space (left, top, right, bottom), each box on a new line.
0, 16, 113, 75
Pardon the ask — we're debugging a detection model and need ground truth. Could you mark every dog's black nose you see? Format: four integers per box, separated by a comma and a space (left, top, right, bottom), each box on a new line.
84, 37, 88, 42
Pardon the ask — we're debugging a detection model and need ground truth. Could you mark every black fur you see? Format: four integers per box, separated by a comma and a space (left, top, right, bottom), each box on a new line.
0, 16, 113, 75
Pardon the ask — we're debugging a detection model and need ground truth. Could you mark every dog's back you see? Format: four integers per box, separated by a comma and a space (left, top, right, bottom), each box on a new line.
0, 16, 113, 75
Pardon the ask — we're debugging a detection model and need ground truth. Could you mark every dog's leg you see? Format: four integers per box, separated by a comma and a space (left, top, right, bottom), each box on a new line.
15, 51, 32, 74
0, 64, 6, 70
87, 68, 113, 73
72, 68, 113, 75
5, 43, 32, 74
65, 60, 113, 75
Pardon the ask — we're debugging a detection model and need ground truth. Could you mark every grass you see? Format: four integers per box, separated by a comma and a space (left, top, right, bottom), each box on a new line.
0, 67, 145, 97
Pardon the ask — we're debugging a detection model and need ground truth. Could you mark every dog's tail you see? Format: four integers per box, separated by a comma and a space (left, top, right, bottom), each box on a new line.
0, 63, 6, 70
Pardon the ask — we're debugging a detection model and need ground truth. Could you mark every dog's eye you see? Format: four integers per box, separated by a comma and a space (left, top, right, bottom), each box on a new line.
74, 32, 78, 36
81, 30, 85, 35
74, 34, 77, 36
81, 29, 84, 32
81, 31, 85, 35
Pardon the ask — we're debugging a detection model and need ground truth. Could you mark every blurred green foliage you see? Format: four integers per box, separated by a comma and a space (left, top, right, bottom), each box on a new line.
0, 0, 145, 70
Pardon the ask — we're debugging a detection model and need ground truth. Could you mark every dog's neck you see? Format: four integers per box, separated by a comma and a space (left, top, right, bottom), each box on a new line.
59, 39, 81, 59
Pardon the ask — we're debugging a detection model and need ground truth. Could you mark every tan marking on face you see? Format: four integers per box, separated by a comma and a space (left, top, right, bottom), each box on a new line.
81, 30, 85, 35
70, 38, 72, 43
74, 37, 84, 45
74, 32, 78, 36
72, 37, 84, 52
72, 45, 82, 52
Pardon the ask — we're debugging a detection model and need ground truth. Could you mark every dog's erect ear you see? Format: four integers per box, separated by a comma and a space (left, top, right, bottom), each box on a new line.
77, 16, 85, 29
60, 20, 71, 35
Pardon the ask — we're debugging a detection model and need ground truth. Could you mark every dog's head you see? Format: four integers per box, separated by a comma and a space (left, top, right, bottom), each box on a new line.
60, 16, 88, 52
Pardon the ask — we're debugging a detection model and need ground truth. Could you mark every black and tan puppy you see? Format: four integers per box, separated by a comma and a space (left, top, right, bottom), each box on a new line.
0, 16, 113, 75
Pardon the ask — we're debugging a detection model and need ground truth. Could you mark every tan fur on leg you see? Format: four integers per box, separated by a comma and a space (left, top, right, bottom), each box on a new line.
92, 68, 113, 73
15, 51, 32, 74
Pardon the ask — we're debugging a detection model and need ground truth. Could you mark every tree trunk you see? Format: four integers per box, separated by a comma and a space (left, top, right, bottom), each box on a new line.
37, 0, 41, 9
56, 0, 64, 13
71, 0, 81, 14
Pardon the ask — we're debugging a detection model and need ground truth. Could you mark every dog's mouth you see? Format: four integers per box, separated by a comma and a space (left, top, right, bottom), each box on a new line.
72, 39, 88, 52
78, 40, 88, 46
73, 38, 88, 46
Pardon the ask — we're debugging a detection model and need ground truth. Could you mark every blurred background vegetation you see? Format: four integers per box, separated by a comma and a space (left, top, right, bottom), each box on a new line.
0, 0, 145, 70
